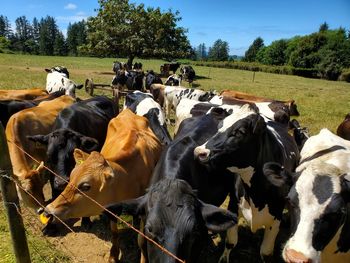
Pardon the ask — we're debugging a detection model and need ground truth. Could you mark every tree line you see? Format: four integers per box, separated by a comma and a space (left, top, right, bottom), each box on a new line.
0, 14, 87, 56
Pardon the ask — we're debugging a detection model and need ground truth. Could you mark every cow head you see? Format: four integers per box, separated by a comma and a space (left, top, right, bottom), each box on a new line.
194, 104, 264, 169
106, 178, 237, 263
43, 150, 117, 221
263, 161, 350, 262
145, 70, 163, 89
27, 129, 99, 194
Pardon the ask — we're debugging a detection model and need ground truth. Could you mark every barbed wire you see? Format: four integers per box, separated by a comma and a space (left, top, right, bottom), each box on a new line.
5, 138, 186, 263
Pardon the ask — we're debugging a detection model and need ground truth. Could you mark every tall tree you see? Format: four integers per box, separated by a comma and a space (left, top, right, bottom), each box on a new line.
243, 37, 264, 62
319, 22, 329, 32
39, 16, 58, 55
81, 0, 191, 66
196, 43, 207, 60
208, 39, 229, 61
54, 31, 67, 56
0, 15, 12, 37
67, 20, 87, 56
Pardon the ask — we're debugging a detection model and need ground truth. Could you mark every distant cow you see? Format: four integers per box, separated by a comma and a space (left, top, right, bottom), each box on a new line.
264, 128, 350, 263
27, 96, 118, 196
132, 62, 143, 70
145, 70, 163, 90
164, 74, 182, 86
160, 61, 181, 76
45, 66, 83, 97
112, 61, 128, 73
337, 113, 350, 140
112, 70, 144, 91
124, 91, 172, 145
0, 88, 47, 100
180, 65, 196, 84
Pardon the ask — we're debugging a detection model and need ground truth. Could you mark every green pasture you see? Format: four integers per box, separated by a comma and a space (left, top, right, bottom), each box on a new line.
0, 53, 350, 262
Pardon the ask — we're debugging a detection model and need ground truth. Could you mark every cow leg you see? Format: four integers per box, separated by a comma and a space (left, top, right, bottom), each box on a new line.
109, 221, 121, 263
260, 219, 280, 262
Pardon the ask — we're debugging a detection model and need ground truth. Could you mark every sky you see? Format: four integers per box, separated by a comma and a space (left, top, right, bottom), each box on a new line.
2, 0, 350, 56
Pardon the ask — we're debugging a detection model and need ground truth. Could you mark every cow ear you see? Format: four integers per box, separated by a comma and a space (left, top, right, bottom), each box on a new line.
76, 84, 84, 90
45, 68, 51, 73
200, 201, 237, 233
73, 148, 90, 165
105, 195, 147, 222
27, 134, 49, 145
100, 166, 114, 192
80, 136, 99, 152
252, 115, 266, 134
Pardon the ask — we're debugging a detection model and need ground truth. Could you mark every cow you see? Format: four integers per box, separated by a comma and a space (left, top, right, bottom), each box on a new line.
40, 109, 162, 263
0, 88, 47, 100
45, 67, 83, 98
112, 61, 128, 73
289, 119, 310, 151
145, 70, 163, 90
105, 108, 238, 263
27, 96, 118, 196
193, 104, 300, 262
124, 91, 172, 145
5, 95, 75, 210
132, 62, 143, 70
263, 128, 350, 263
180, 65, 196, 84
160, 61, 181, 76
149, 84, 165, 108
164, 74, 182, 86
112, 70, 144, 91
0, 90, 65, 127
164, 86, 216, 123
337, 113, 350, 140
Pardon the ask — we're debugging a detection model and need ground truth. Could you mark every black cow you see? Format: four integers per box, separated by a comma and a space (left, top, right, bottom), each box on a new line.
27, 96, 118, 196
124, 91, 172, 145
194, 104, 300, 262
145, 70, 163, 90
180, 65, 196, 84
112, 70, 144, 91
0, 90, 65, 127
106, 108, 239, 263
132, 62, 143, 70
160, 62, 181, 76
263, 128, 350, 263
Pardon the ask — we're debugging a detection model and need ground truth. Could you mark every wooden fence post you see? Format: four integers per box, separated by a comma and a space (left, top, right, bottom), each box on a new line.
0, 122, 31, 263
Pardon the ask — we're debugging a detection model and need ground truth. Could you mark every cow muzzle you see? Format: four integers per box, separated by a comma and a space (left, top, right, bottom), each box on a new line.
194, 146, 210, 163
285, 249, 312, 263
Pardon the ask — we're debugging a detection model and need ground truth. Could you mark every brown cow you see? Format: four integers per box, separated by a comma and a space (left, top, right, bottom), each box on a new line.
0, 88, 47, 100
149, 83, 165, 108
337, 113, 350, 140
6, 95, 75, 210
42, 109, 162, 263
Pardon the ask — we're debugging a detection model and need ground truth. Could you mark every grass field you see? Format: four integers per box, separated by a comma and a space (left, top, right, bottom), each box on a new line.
0, 53, 350, 262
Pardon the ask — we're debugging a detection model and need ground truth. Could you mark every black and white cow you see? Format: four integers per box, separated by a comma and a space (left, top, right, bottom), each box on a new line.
263, 128, 350, 263
112, 70, 144, 91
124, 91, 172, 145
27, 96, 118, 196
112, 61, 128, 73
164, 74, 182, 86
45, 66, 83, 98
180, 65, 196, 84
105, 108, 239, 263
145, 70, 163, 90
194, 104, 300, 262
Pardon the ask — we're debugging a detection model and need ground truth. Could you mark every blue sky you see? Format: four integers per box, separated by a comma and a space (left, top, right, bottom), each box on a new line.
2, 0, 350, 56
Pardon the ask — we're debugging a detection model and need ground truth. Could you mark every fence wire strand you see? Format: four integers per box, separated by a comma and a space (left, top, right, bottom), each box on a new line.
5, 138, 186, 263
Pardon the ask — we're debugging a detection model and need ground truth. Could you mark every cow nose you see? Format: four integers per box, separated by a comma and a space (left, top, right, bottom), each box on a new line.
285, 249, 312, 263
194, 146, 210, 162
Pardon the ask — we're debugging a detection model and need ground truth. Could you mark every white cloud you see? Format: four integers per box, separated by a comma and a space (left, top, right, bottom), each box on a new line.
64, 3, 77, 10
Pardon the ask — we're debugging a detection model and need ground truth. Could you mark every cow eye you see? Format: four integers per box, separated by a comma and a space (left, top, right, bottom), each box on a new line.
78, 183, 91, 192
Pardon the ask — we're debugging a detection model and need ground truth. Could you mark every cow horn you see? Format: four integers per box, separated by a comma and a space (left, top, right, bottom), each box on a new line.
36, 161, 45, 171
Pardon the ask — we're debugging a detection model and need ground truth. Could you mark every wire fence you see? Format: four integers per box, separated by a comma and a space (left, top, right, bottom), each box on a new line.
1, 137, 186, 263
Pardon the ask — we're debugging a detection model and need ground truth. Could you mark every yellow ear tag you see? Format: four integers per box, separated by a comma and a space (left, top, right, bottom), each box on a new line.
39, 213, 50, 225
76, 159, 84, 165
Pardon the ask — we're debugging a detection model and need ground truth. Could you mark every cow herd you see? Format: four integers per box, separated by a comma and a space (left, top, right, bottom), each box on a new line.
1, 65, 350, 263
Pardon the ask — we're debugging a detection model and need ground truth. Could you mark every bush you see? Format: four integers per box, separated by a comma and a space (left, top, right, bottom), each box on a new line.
339, 69, 350, 82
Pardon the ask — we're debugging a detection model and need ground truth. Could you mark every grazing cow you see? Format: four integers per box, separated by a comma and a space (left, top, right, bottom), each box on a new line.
160, 61, 181, 76
5, 95, 75, 210
0, 88, 47, 100
289, 119, 310, 151
145, 70, 163, 90
337, 113, 350, 140
112, 70, 144, 91
180, 65, 196, 84
132, 62, 143, 70
0, 90, 65, 127
194, 104, 300, 262
263, 128, 350, 263
45, 67, 83, 97
149, 83, 165, 108
106, 108, 238, 263
164, 74, 182, 86
124, 91, 172, 145
41, 109, 162, 263
164, 86, 216, 123
27, 96, 118, 196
